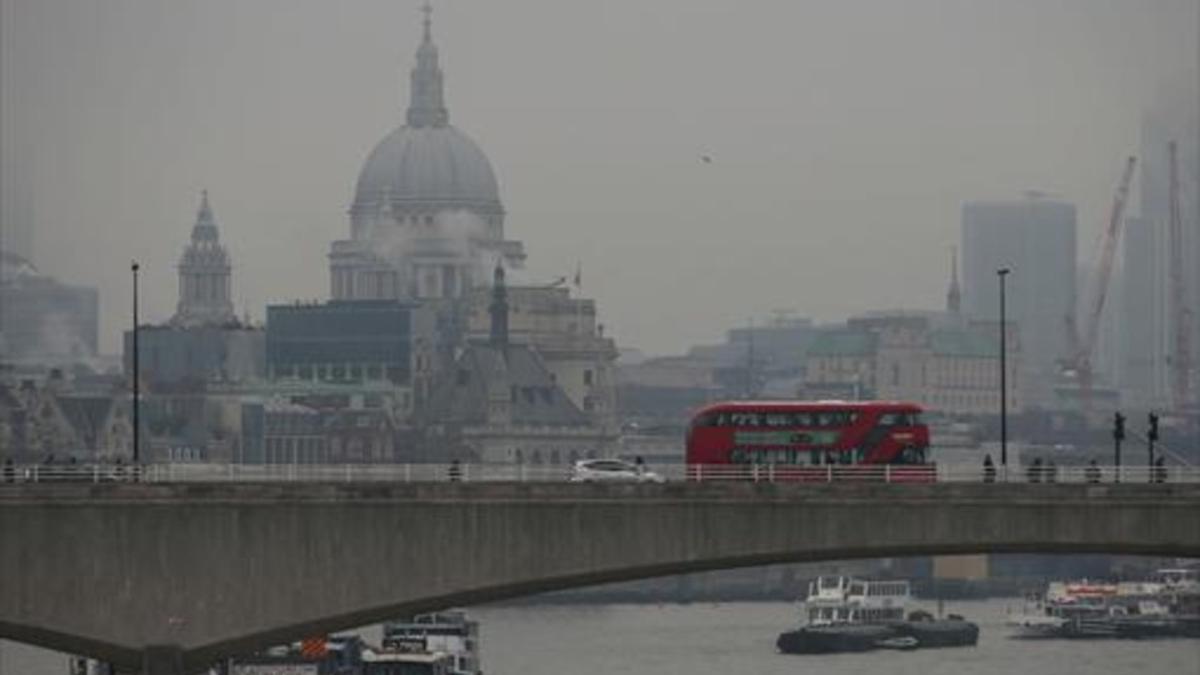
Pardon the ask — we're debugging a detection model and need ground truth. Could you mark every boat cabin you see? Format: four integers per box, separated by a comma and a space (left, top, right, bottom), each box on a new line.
361, 649, 453, 675
804, 576, 910, 626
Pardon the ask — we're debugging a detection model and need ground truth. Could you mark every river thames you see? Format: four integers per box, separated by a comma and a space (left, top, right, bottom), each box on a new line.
2, 599, 1195, 675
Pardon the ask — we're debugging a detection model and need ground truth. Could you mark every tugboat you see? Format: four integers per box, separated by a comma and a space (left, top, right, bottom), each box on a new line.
776, 576, 978, 654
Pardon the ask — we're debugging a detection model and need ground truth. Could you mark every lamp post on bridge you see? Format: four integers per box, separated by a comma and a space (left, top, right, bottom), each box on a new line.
1148, 412, 1159, 482
131, 261, 140, 465
997, 268, 1010, 475
1113, 411, 1125, 483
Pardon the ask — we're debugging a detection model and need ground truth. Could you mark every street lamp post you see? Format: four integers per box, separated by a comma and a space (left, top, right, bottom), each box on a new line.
998, 268, 1010, 473
131, 261, 140, 464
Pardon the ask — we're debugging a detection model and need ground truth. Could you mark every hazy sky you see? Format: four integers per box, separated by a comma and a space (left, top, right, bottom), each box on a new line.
2, 0, 1197, 356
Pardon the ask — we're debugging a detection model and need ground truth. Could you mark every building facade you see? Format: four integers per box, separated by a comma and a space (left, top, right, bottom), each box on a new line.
1118, 215, 1171, 409
0, 274, 99, 363
961, 198, 1075, 408
803, 313, 1019, 417
123, 194, 265, 390
0, 370, 133, 462
465, 282, 619, 433
424, 265, 616, 463
265, 300, 436, 422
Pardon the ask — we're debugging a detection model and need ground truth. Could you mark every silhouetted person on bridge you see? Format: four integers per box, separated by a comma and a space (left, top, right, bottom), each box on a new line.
448, 458, 462, 482
982, 454, 996, 483
1027, 458, 1042, 484
1086, 460, 1101, 484
3, 457, 14, 483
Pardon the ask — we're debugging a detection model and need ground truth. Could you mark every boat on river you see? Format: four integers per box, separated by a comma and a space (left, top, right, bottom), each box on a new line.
221, 611, 482, 675
776, 576, 979, 654
382, 611, 481, 675
1007, 569, 1200, 639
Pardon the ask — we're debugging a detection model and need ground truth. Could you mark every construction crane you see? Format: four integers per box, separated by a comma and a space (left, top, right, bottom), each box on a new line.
1063, 156, 1137, 416
1168, 141, 1193, 414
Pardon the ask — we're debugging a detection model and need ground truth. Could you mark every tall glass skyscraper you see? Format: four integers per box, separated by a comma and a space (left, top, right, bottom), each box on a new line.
961, 198, 1077, 409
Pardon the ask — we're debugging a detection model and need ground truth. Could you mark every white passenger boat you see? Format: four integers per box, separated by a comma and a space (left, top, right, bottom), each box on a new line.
1007, 576, 1195, 639
777, 576, 978, 654
382, 611, 481, 675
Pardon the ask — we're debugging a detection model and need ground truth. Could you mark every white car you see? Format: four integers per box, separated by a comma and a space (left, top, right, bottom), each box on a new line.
569, 458, 665, 484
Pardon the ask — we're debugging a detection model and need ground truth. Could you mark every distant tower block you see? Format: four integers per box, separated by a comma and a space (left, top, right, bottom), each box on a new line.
172, 190, 236, 327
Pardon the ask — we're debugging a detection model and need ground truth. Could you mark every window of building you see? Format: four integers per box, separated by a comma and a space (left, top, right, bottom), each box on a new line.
583, 369, 594, 386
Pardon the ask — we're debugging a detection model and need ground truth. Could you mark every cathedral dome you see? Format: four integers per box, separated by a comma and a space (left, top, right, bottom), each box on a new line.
354, 124, 501, 212
350, 3, 502, 218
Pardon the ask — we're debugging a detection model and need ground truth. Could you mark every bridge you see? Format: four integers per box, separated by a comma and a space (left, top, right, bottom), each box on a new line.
2, 481, 1198, 674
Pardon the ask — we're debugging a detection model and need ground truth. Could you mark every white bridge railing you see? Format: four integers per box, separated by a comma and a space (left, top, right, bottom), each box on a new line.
2, 463, 1199, 485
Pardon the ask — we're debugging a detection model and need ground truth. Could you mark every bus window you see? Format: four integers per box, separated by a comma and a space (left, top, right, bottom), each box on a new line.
763, 413, 791, 427
731, 413, 760, 427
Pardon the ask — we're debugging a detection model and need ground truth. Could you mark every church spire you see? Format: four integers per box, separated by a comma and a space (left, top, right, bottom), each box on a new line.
406, 1, 449, 128
422, 0, 433, 42
173, 190, 235, 327
489, 260, 509, 349
946, 246, 962, 314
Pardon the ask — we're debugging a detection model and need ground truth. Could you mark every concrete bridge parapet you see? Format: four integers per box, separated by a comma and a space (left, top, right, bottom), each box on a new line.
2, 482, 1197, 673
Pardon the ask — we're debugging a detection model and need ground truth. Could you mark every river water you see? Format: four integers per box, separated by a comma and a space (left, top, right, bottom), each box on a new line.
2, 599, 1195, 675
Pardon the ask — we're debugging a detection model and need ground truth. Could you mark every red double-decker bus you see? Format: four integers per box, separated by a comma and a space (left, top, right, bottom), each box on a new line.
685, 400, 933, 481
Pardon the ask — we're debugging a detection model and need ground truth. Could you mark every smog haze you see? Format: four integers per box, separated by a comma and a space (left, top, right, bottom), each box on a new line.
2, 0, 1197, 355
